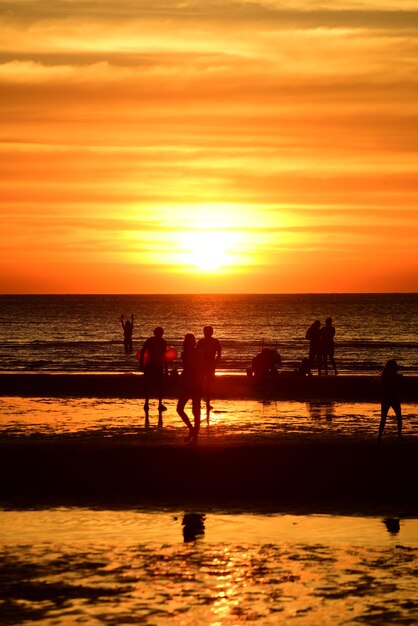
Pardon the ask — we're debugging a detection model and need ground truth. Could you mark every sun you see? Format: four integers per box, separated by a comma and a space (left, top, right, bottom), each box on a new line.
182, 231, 236, 272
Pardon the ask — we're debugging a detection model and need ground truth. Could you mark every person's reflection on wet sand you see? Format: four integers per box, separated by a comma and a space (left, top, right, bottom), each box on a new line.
182, 513, 206, 543
307, 401, 336, 422
383, 518, 401, 535
144, 404, 164, 428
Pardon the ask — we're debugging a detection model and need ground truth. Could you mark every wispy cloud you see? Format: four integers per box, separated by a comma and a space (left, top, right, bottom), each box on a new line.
0, 0, 417, 291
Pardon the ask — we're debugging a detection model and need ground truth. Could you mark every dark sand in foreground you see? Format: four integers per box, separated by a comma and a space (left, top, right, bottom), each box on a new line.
2, 437, 417, 516
1, 374, 417, 516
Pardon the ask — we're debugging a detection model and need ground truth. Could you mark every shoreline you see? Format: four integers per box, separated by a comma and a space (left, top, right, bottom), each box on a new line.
1, 372, 417, 401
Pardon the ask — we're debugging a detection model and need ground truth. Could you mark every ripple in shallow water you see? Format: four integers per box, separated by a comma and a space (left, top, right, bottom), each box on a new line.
1, 510, 418, 625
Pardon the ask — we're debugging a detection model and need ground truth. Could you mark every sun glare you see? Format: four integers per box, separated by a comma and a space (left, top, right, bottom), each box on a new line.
182, 231, 237, 272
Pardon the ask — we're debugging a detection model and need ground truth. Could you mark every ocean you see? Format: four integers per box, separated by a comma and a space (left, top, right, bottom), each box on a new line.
0, 293, 417, 374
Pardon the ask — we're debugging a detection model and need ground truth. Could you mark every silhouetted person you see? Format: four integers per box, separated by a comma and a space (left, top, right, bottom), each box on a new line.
139, 326, 168, 413
305, 320, 321, 373
297, 357, 312, 376
177, 333, 203, 444
121, 314, 134, 353
250, 348, 281, 381
197, 326, 221, 412
378, 359, 402, 443
182, 513, 205, 542
320, 317, 338, 375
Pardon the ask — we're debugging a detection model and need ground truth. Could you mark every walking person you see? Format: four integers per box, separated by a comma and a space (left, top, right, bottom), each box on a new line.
378, 359, 403, 443
120, 314, 134, 353
320, 317, 338, 375
177, 333, 203, 444
197, 325, 221, 412
139, 326, 168, 414
305, 320, 321, 374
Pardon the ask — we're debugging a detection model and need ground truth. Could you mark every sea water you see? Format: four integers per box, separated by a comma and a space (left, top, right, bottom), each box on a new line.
0, 293, 417, 373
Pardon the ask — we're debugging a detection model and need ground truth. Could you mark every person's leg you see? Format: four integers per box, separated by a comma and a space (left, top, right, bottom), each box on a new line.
156, 369, 167, 411
205, 371, 215, 410
177, 395, 194, 437
192, 395, 201, 439
328, 346, 337, 375
143, 369, 151, 410
378, 402, 389, 442
393, 402, 402, 439
309, 346, 315, 369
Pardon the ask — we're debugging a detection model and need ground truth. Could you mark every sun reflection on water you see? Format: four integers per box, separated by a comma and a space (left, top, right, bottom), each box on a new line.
1, 510, 418, 625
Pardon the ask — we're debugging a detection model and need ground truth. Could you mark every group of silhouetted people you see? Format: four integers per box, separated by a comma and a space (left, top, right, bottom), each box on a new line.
121, 315, 405, 444
137, 325, 221, 444
305, 317, 338, 376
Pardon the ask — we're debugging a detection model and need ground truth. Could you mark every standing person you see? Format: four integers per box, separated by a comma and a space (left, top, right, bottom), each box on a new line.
177, 333, 203, 444
320, 317, 338, 375
378, 359, 402, 443
197, 325, 222, 411
120, 314, 134, 353
305, 320, 321, 373
139, 326, 168, 413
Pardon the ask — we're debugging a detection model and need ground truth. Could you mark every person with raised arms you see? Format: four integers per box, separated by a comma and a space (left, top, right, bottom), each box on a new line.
120, 314, 134, 353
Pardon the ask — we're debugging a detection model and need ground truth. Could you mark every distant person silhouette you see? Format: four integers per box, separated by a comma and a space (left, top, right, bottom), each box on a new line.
120, 314, 134, 353
139, 326, 168, 413
250, 347, 281, 381
305, 320, 321, 373
297, 357, 312, 376
378, 359, 402, 443
197, 326, 221, 411
177, 333, 203, 444
320, 317, 338, 375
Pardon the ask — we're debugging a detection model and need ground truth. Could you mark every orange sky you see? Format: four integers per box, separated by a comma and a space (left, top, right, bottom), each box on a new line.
1, 1, 417, 293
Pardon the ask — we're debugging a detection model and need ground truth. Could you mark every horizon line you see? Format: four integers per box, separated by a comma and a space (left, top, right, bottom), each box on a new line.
1, 292, 417, 297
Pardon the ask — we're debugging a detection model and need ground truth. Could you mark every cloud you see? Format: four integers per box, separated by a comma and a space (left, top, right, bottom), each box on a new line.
1, 0, 417, 292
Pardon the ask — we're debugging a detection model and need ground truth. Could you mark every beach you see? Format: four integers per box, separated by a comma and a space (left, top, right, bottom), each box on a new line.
3, 436, 418, 516
1, 293, 417, 624
1, 392, 418, 624
1, 383, 418, 625
1, 388, 417, 514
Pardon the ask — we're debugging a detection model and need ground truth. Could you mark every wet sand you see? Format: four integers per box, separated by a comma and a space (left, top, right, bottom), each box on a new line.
1, 372, 418, 401
1, 394, 417, 625
1, 394, 417, 514
2, 436, 417, 515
